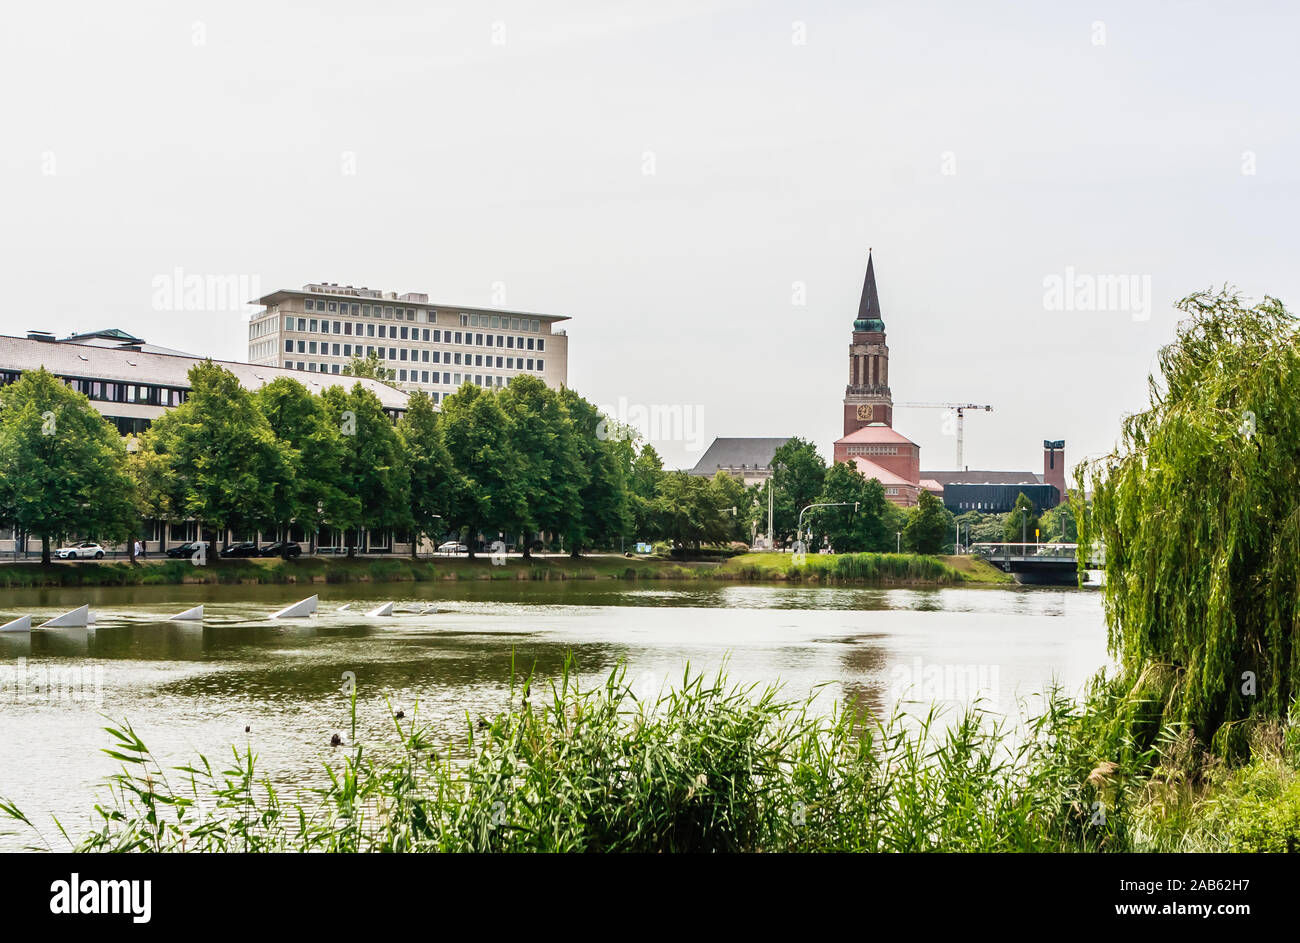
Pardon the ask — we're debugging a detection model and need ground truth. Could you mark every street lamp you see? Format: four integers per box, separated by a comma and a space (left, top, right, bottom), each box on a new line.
896, 531, 902, 553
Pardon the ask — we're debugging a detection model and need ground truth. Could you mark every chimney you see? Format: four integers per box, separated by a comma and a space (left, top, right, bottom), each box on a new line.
1043, 440, 1066, 502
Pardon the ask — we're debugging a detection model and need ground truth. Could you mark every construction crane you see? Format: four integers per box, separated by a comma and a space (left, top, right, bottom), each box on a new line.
894, 402, 993, 469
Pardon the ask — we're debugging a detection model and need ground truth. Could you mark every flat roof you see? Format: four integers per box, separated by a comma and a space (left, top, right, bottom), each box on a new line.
251, 287, 570, 322
0, 335, 409, 411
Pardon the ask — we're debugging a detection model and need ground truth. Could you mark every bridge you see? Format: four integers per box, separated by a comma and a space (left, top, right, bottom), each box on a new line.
968, 543, 1105, 585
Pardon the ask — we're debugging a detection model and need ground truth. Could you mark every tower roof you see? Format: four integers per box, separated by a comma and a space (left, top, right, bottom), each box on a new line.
853, 252, 885, 332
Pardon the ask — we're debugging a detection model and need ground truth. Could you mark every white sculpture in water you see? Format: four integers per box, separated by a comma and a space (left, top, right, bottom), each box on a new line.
40, 605, 91, 628
270, 596, 318, 619
367, 602, 394, 617
0, 615, 32, 633
170, 605, 204, 621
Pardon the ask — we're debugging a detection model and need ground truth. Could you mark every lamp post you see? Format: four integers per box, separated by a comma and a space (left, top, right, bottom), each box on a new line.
767, 462, 785, 549
794, 502, 859, 559
896, 531, 902, 553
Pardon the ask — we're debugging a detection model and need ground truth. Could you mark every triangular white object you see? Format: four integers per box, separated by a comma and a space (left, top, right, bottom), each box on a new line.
338, 603, 351, 612
0, 615, 31, 633
40, 605, 90, 628
367, 602, 394, 617
270, 596, 318, 619
170, 605, 204, 621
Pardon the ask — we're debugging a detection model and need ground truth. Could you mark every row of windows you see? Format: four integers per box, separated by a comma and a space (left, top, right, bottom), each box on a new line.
304, 299, 418, 320
283, 339, 543, 372
846, 445, 899, 456
298, 299, 543, 333
284, 362, 517, 396
281, 317, 546, 351
63, 378, 188, 406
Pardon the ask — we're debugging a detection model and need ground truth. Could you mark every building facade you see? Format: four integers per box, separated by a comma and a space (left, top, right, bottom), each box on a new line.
0, 329, 410, 556
690, 437, 792, 486
248, 283, 570, 403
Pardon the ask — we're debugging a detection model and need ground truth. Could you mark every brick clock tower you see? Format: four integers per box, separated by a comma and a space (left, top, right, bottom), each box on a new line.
843, 251, 893, 435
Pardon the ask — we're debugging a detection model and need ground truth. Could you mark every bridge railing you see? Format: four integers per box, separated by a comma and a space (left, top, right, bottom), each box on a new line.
969, 542, 1105, 566
970, 542, 1079, 561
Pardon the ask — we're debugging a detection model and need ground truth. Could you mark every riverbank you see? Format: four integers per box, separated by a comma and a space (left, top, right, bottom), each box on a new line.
8, 661, 1293, 853
0, 551, 1014, 588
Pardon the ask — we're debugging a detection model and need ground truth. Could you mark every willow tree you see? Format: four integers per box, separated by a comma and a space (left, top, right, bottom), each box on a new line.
1077, 289, 1300, 757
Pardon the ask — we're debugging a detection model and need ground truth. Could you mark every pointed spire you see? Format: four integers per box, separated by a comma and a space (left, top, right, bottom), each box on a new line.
853, 250, 885, 331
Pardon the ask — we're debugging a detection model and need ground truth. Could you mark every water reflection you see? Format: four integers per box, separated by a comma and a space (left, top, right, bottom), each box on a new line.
0, 580, 1106, 850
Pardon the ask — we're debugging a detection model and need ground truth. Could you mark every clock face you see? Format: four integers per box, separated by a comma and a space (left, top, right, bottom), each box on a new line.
856, 404, 873, 421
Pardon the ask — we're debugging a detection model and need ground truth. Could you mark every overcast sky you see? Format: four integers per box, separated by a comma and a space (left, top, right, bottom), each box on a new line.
3, 1, 1297, 477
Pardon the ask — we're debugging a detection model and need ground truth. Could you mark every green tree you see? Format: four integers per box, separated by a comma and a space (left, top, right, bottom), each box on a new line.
0, 368, 136, 564
342, 351, 397, 386
1079, 288, 1300, 755
653, 471, 729, 556
498, 376, 583, 559
629, 444, 665, 541
399, 390, 465, 557
560, 390, 632, 555
1038, 502, 1077, 543
320, 382, 411, 555
1003, 492, 1040, 544
254, 377, 359, 555
145, 362, 289, 554
438, 383, 526, 558
903, 489, 951, 554
810, 462, 893, 552
707, 470, 750, 544
769, 437, 826, 543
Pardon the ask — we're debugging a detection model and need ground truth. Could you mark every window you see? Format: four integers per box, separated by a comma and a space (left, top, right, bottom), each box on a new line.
537, 359, 544, 371
460, 314, 469, 326
475, 355, 482, 366
442, 373, 450, 384
527, 338, 534, 350
344, 322, 352, 335
305, 300, 314, 311
378, 348, 386, 359
297, 341, 305, 353
421, 371, 429, 382
495, 356, 502, 368
510, 318, 519, 330
475, 333, 483, 345
527, 359, 534, 370
389, 348, 396, 360
378, 325, 386, 339
332, 364, 340, 374
332, 343, 340, 356
333, 321, 341, 333
351, 304, 359, 315
297, 318, 308, 331
400, 326, 408, 339
344, 344, 352, 356
309, 341, 317, 354
285, 340, 293, 352
400, 350, 408, 361
400, 370, 407, 381
454, 332, 462, 344
422, 329, 429, 342
367, 324, 375, 337
362, 305, 370, 316
384, 306, 394, 318
537, 339, 544, 351
486, 335, 493, 347
454, 352, 462, 365
284, 317, 293, 331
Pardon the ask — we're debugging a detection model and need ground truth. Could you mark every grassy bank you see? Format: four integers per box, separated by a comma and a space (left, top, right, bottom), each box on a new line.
5, 662, 1294, 852
0, 551, 1013, 588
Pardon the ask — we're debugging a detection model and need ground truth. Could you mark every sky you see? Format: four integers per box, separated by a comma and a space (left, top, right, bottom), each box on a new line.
2, 0, 1297, 478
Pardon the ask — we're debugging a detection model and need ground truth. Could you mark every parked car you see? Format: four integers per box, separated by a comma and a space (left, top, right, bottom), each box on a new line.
55, 542, 105, 560
221, 542, 260, 558
165, 541, 209, 559
437, 541, 467, 554
258, 541, 303, 558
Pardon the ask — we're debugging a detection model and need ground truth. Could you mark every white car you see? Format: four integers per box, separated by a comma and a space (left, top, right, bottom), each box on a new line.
437, 541, 467, 554
56, 542, 105, 560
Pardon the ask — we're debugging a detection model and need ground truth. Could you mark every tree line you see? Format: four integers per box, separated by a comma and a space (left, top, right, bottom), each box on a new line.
0, 362, 974, 565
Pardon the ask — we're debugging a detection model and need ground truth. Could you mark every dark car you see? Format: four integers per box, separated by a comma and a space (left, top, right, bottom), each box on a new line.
258, 541, 303, 558
165, 541, 209, 559
221, 542, 260, 558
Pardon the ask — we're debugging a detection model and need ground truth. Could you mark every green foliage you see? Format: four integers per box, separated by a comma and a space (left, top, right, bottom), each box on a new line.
904, 489, 952, 554
398, 390, 464, 554
145, 362, 290, 546
808, 462, 892, 552
1002, 492, 1040, 544
254, 377, 359, 548
341, 351, 397, 386
1079, 288, 1300, 752
320, 382, 411, 553
438, 383, 527, 553
768, 437, 826, 541
0, 368, 136, 562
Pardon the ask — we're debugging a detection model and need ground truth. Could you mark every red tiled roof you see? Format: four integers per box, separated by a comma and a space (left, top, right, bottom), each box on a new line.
851, 457, 915, 487
836, 424, 918, 446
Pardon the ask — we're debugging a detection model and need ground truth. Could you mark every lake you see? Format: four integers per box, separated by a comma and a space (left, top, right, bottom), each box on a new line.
0, 581, 1107, 850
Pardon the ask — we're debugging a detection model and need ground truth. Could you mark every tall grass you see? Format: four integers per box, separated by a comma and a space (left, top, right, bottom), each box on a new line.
9, 660, 1284, 853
